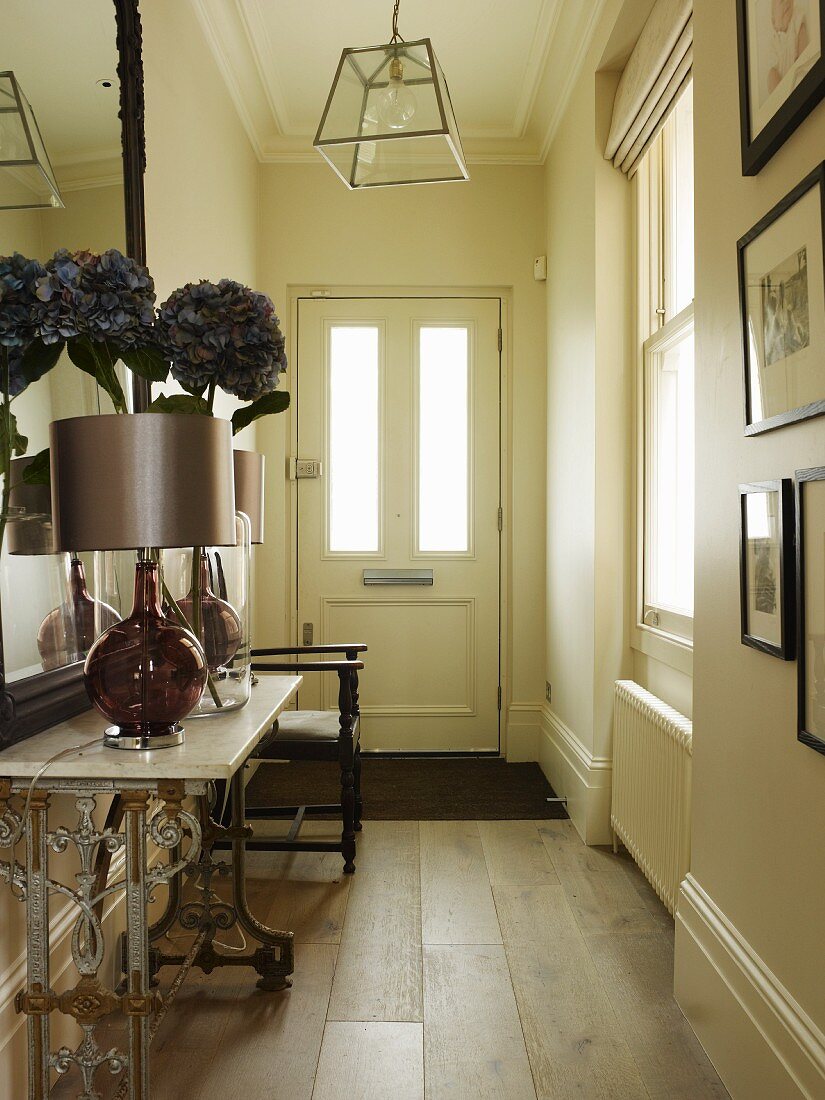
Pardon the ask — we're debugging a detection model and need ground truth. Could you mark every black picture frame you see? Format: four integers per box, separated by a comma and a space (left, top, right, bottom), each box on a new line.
0, 0, 148, 751
739, 479, 795, 658
738, 163, 825, 435
796, 467, 825, 756
737, 0, 825, 175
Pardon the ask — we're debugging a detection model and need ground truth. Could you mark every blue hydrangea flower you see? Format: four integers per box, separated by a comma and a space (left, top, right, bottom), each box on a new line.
159, 279, 287, 401
0, 253, 50, 348
38, 248, 157, 347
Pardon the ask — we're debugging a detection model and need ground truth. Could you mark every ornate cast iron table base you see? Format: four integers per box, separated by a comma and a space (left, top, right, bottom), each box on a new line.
0, 777, 202, 1100
145, 768, 294, 992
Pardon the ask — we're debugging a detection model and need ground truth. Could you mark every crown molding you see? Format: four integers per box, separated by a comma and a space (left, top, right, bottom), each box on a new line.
192, 0, 609, 168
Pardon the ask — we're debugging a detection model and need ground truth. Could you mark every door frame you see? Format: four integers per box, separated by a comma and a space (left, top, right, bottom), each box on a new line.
286, 284, 514, 756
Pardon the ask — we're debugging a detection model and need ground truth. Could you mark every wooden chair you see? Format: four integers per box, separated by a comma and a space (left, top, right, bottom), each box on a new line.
244, 644, 367, 874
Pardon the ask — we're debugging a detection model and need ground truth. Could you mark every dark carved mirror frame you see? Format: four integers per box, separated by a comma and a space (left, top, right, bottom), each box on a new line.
0, 0, 150, 749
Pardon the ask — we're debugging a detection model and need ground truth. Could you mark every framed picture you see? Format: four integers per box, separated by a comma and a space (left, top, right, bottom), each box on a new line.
740, 480, 795, 657
796, 468, 825, 755
737, 0, 825, 174
738, 164, 825, 434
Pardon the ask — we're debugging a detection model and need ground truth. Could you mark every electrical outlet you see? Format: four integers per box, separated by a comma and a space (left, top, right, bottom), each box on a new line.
545, 681, 552, 703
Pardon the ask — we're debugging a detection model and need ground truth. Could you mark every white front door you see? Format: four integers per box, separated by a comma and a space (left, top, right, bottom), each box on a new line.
296, 296, 501, 752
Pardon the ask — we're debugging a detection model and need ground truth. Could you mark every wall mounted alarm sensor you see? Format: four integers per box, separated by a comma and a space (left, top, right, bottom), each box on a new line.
534, 255, 547, 281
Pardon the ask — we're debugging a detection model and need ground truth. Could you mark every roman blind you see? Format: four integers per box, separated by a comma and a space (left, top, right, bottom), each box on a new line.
605, 0, 693, 176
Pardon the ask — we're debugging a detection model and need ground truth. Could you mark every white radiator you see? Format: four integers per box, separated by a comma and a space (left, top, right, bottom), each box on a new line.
611, 680, 692, 916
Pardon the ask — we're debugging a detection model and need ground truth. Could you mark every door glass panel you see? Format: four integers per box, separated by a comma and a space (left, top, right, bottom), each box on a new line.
328, 325, 380, 552
418, 325, 470, 553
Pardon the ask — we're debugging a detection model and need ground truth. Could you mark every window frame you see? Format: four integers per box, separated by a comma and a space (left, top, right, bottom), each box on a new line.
633, 81, 695, 660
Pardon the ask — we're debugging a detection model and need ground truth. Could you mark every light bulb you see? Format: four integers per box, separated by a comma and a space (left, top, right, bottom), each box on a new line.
378, 58, 417, 130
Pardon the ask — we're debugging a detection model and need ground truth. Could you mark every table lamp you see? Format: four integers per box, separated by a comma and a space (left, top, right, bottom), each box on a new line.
233, 450, 265, 545
7, 455, 121, 670
49, 413, 237, 750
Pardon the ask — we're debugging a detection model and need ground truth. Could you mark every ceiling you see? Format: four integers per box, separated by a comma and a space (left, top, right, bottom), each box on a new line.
2, 0, 122, 186
193, 0, 610, 163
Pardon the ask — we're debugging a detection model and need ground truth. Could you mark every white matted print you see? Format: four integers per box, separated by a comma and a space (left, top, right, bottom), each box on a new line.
740, 168, 825, 431
745, 491, 782, 645
740, 480, 794, 659
747, 0, 822, 138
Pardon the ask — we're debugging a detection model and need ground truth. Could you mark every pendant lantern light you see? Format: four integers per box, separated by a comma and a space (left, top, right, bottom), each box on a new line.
313, 0, 469, 189
0, 71, 63, 210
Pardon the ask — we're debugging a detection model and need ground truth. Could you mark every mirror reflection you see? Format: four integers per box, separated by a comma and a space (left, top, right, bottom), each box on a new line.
1, 0, 128, 682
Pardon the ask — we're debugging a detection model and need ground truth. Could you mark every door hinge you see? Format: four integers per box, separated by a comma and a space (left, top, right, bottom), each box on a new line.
497, 505, 503, 532
497, 327, 503, 353
497, 686, 502, 711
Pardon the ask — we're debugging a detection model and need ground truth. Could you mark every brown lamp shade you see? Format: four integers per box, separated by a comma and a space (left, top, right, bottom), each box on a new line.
50, 414, 237, 552
233, 449, 265, 544
7, 455, 53, 555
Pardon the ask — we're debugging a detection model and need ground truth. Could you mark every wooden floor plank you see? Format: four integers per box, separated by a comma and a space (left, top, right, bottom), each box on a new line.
312, 1022, 424, 1100
538, 822, 659, 934
478, 821, 559, 887
328, 822, 423, 1022
243, 853, 351, 944
419, 821, 502, 945
194, 943, 337, 1099
585, 930, 729, 1099
423, 943, 537, 1099
495, 886, 648, 1099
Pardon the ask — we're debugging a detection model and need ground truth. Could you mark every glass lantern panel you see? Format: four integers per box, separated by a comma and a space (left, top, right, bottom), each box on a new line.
17, 83, 60, 198
0, 75, 62, 208
432, 54, 467, 175
319, 133, 467, 188
318, 40, 445, 143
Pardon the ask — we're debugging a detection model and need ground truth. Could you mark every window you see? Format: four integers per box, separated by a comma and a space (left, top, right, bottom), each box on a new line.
637, 83, 695, 642
327, 325, 381, 553
417, 325, 471, 553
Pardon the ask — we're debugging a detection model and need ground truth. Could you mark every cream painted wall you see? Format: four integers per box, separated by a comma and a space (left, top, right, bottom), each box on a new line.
542, 2, 696, 843
255, 162, 547, 718
542, 4, 638, 842
674, 0, 825, 1092
141, 0, 260, 450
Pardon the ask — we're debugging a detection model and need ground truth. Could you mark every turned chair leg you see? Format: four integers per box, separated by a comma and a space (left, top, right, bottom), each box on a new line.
354, 745, 363, 832
341, 760, 357, 874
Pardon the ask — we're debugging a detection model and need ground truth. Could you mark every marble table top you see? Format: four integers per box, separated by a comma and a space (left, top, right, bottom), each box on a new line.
0, 674, 301, 783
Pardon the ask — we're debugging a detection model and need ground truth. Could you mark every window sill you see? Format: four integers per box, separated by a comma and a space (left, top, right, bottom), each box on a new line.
632, 623, 693, 677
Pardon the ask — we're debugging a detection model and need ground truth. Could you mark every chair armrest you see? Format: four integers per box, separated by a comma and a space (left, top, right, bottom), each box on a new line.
252, 644, 367, 656
252, 660, 364, 674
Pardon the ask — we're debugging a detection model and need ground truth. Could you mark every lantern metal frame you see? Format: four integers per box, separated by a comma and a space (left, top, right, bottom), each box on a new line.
0, 70, 64, 210
313, 38, 469, 190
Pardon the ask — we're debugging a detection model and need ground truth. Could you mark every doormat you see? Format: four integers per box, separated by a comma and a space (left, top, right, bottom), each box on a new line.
246, 757, 569, 820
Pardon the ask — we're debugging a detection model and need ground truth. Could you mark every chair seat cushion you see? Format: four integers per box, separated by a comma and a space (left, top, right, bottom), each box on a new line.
275, 710, 360, 742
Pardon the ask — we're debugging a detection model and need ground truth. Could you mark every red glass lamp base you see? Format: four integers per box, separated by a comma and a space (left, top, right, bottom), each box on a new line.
84, 560, 207, 750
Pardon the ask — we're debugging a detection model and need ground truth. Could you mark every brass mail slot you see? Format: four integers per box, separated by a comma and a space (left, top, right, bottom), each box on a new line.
363, 569, 434, 586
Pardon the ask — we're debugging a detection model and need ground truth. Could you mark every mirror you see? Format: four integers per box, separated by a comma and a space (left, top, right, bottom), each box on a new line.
0, 0, 146, 744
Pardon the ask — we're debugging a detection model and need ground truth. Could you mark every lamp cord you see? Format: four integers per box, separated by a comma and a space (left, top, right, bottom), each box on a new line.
390, 0, 404, 42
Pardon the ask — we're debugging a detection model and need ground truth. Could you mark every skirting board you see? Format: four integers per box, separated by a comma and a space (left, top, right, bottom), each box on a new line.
539, 704, 612, 844
676, 874, 825, 1099
505, 703, 542, 761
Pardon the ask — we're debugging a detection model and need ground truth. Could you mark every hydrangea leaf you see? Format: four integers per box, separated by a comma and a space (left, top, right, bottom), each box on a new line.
0, 407, 28, 478
231, 390, 290, 436
147, 394, 211, 416
66, 337, 128, 414
119, 345, 169, 384
16, 339, 64, 393
21, 447, 50, 486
